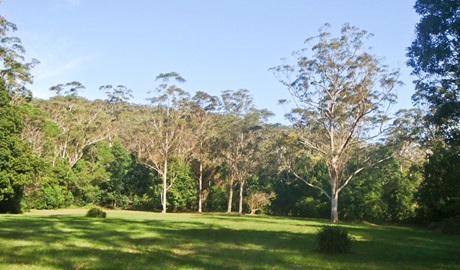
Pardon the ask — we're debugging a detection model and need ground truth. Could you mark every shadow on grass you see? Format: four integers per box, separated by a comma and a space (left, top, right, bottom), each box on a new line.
0, 214, 459, 269
337, 224, 460, 269
0, 215, 314, 269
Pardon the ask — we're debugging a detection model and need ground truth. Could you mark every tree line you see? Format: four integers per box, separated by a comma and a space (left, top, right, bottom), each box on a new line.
0, 0, 458, 227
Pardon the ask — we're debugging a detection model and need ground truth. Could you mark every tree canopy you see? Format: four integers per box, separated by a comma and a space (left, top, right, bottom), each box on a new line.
407, 0, 460, 224
407, 0, 460, 145
271, 24, 401, 222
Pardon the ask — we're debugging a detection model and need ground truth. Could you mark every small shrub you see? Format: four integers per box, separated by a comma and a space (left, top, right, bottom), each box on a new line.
316, 225, 353, 253
86, 207, 107, 218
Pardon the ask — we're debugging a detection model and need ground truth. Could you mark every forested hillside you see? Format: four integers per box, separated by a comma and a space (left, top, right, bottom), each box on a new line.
0, 1, 458, 230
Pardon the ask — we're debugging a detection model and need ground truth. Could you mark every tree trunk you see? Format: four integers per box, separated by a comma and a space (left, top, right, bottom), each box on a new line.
198, 160, 203, 213
161, 159, 168, 214
238, 180, 245, 215
331, 190, 339, 223
227, 175, 234, 213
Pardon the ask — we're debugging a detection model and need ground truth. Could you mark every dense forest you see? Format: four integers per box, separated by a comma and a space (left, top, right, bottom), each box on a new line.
0, 1, 459, 230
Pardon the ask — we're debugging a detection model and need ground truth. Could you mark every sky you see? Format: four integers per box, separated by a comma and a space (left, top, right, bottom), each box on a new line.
1, 0, 420, 124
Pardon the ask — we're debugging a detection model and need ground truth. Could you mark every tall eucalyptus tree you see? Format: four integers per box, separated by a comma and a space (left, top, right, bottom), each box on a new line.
218, 89, 272, 214
271, 24, 400, 222
99, 84, 133, 146
189, 91, 221, 212
132, 72, 192, 213
38, 82, 111, 168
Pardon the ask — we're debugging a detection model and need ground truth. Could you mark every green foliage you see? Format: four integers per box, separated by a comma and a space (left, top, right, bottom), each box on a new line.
123, 158, 155, 209
101, 142, 131, 208
0, 13, 38, 90
316, 226, 353, 254
417, 145, 460, 223
205, 184, 227, 212
340, 148, 421, 224
407, 0, 460, 144
167, 157, 197, 212
271, 157, 329, 218
130, 194, 154, 210
340, 167, 387, 222
0, 80, 36, 213
407, 1, 460, 227
86, 207, 107, 218
382, 164, 421, 223
271, 175, 329, 218
10, 87, 426, 223
72, 142, 114, 205
35, 185, 66, 209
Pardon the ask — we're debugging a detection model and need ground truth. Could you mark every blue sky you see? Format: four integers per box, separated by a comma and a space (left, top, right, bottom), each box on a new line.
2, 0, 419, 124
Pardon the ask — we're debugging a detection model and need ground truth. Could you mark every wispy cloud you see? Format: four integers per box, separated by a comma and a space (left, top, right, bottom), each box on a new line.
30, 53, 97, 99
35, 54, 96, 81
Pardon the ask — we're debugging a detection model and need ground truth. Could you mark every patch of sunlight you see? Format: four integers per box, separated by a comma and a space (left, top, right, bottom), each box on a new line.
7, 240, 40, 248
25, 209, 87, 216
171, 248, 196, 256
351, 234, 366, 241
230, 243, 265, 251
70, 239, 99, 249
171, 243, 197, 256
131, 231, 162, 239
362, 221, 379, 227
0, 263, 58, 270
53, 223, 76, 233
120, 246, 142, 254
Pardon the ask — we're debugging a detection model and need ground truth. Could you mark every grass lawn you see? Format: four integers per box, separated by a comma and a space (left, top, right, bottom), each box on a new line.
0, 209, 458, 269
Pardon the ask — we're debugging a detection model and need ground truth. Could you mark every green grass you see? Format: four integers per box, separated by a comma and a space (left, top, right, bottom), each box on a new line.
0, 209, 458, 269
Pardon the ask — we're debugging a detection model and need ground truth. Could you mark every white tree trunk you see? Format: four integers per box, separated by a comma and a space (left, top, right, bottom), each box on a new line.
227, 176, 234, 213
198, 161, 203, 213
161, 159, 168, 214
238, 180, 245, 215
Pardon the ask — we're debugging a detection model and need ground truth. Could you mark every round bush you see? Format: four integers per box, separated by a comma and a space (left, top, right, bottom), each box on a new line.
316, 225, 353, 253
86, 207, 107, 218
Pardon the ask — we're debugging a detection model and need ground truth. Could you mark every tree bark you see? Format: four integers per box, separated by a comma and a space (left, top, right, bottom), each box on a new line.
161, 159, 168, 214
227, 175, 234, 213
198, 160, 203, 213
331, 189, 339, 223
238, 180, 245, 215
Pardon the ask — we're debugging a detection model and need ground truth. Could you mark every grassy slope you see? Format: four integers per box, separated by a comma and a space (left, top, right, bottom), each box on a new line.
0, 209, 458, 270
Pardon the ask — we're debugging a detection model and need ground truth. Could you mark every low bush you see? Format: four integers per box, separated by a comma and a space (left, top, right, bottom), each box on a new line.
316, 225, 353, 253
86, 207, 107, 218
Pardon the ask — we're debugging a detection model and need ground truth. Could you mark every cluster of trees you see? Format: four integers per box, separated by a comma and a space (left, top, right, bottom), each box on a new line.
406, 0, 460, 224
0, 0, 458, 226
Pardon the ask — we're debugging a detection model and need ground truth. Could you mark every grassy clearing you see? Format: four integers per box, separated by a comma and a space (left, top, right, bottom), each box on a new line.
0, 209, 458, 269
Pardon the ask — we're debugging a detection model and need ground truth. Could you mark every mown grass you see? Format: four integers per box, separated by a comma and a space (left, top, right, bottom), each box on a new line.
0, 209, 458, 269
